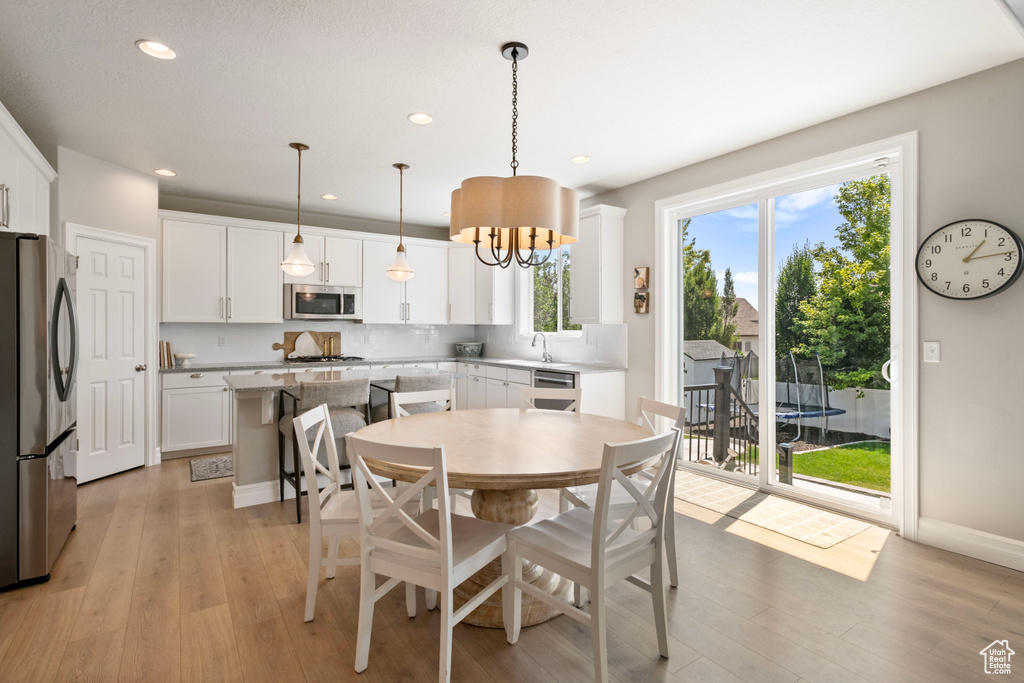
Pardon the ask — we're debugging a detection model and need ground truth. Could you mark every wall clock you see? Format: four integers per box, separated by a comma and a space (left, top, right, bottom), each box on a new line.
915, 219, 1022, 299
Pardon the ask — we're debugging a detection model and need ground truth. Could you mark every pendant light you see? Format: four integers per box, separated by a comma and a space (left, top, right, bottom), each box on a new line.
280, 142, 316, 277
385, 163, 415, 281
449, 42, 579, 269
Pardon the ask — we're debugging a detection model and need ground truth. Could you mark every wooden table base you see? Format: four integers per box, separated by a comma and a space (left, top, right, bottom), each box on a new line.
452, 488, 571, 628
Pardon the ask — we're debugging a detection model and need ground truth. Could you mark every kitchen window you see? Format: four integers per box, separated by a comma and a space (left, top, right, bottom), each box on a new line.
527, 246, 581, 336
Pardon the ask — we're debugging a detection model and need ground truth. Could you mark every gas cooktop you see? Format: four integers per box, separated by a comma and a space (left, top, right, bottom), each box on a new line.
284, 355, 365, 363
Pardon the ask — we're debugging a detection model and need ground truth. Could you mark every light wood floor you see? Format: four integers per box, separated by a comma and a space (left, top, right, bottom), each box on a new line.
0, 457, 1021, 683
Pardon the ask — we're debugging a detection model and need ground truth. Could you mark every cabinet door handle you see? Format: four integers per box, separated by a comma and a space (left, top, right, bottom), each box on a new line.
0, 184, 8, 228
448, 303, 452, 322
326, 262, 330, 282
190, 373, 204, 378
320, 262, 325, 282
405, 303, 411, 321
489, 303, 493, 321
219, 297, 224, 318
399, 302, 404, 320
227, 297, 232, 319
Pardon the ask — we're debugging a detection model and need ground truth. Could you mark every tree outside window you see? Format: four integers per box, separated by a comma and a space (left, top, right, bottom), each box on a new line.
532, 246, 582, 334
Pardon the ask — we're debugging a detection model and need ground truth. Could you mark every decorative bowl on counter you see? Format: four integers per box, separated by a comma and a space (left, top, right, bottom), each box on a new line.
454, 342, 484, 357
174, 353, 196, 368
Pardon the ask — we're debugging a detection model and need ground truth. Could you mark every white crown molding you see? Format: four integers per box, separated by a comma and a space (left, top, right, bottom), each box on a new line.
0, 100, 56, 182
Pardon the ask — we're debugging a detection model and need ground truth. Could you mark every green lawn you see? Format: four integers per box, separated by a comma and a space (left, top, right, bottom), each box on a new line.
787, 442, 891, 493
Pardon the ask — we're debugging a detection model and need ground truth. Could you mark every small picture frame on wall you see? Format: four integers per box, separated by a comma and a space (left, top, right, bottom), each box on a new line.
634, 291, 650, 314
634, 266, 650, 289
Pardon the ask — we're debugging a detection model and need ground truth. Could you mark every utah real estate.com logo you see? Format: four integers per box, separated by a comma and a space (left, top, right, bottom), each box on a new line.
980, 640, 1014, 675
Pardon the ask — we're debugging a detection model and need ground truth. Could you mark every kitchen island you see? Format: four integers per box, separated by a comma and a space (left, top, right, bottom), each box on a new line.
224, 366, 459, 509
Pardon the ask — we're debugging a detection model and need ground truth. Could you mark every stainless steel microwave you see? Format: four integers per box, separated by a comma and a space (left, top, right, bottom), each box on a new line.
284, 284, 362, 320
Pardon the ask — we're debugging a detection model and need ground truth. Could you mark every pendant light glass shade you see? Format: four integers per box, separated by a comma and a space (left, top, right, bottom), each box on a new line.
282, 237, 315, 277
281, 142, 317, 277
385, 245, 414, 281
385, 163, 415, 282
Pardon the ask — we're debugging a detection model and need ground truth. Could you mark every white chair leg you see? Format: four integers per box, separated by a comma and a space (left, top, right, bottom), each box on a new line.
354, 561, 376, 673
405, 581, 417, 618
325, 535, 340, 580
439, 588, 454, 683
666, 505, 679, 588
425, 589, 437, 611
501, 543, 515, 644
590, 579, 609, 683
573, 583, 588, 607
304, 534, 321, 622
651, 547, 669, 658
558, 491, 570, 514
422, 485, 436, 512
508, 548, 523, 645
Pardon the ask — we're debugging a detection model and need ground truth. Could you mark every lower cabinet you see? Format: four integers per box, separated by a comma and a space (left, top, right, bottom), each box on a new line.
161, 371, 232, 452
467, 375, 486, 409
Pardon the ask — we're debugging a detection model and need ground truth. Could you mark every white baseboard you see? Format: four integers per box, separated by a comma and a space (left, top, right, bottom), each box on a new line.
231, 471, 345, 509
917, 518, 1024, 572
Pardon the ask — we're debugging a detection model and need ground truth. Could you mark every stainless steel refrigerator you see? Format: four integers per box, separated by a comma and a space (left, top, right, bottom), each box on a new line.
0, 232, 78, 589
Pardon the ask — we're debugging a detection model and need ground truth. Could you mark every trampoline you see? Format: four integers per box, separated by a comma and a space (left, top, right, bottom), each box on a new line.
706, 351, 846, 441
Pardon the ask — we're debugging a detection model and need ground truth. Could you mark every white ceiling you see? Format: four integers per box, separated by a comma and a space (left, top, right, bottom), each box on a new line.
1, 0, 1022, 229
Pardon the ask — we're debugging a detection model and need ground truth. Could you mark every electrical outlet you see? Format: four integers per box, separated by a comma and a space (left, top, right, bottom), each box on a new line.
923, 341, 940, 363
218, 336, 227, 347
364, 334, 371, 344
506, 334, 514, 344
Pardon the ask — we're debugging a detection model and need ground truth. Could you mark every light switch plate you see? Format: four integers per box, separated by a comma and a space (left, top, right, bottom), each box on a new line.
923, 341, 940, 363
218, 336, 227, 347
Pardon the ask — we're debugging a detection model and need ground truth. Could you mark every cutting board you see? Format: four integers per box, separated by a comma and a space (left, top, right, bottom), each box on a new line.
272, 331, 342, 358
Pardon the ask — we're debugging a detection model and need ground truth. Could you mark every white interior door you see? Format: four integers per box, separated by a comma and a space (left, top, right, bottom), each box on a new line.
76, 236, 146, 483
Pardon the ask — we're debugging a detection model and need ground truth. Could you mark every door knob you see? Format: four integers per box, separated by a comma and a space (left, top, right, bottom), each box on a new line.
135, 364, 147, 372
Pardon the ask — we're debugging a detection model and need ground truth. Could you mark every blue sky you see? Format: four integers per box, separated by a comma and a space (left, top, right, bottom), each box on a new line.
685, 183, 845, 309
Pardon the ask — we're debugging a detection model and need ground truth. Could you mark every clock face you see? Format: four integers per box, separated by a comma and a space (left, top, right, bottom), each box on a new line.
916, 220, 1022, 300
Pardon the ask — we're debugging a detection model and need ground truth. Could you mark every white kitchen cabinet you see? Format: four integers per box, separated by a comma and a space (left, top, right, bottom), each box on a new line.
484, 378, 507, 408
570, 204, 626, 325
475, 258, 515, 325
282, 232, 362, 287
325, 235, 362, 286
161, 371, 232, 452
362, 238, 447, 324
455, 375, 468, 409
448, 246, 477, 323
467, 375, 486, 408
162, 220, 228, 322
0, 100, 54, 237
227, 226, 283, 323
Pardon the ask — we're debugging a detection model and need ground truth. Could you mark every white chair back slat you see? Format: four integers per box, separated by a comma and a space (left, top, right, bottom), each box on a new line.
346, 433, 454, 573
518, 386, 582, 412
390, 388, 453, 418
293, 404, 346, 530
636, 396, 687, 435
590, 429, 681, 572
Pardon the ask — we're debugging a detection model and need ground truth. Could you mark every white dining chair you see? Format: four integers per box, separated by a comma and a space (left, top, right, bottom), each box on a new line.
560, 397, 685, 595
506, 427, 681, 683
292, 404, 417, 622
518, 385, 582, 411
390, 388, 453, 417
346, 433, 515, 683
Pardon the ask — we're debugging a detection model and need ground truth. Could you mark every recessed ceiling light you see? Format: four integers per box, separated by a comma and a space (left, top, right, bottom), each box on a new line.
321, 194, 338, 200
408, 113, 433, 125
136, 40, 176, 60
570, 155, 590, 164
154, 169, 176, 177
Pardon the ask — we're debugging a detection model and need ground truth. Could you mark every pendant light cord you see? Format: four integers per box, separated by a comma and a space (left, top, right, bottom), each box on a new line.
510, 47, 519, 177
295, 146, 303, 239
398, 164, 404, 248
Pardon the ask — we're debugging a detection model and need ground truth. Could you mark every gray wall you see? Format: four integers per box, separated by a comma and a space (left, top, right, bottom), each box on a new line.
585, 58, 1024, 543
53, 147, 159, 243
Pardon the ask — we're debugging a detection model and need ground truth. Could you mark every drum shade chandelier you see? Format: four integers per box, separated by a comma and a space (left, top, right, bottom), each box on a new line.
449, 42, 579, 269
385, 163, 415, 281
280, 142, 317, 277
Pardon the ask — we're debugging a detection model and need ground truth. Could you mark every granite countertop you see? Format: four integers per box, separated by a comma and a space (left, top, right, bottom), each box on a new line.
225, 366, 467, 393
163, 356, 625, 376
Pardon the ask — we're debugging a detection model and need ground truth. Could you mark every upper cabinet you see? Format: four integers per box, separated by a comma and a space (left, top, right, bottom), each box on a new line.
362, 238, 447, 324
447, 246, 476, 324
475, 257, 515, 325
570, 205, 626, 325
162, 219, 283, 323
0, 100, 55, 237
281, 232, 362, 287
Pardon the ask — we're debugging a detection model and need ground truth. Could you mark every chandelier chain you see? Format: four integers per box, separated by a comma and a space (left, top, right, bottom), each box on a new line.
510, 48, 519, 176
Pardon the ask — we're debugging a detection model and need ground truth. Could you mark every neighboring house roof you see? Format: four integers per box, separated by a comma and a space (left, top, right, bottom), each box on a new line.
732, 298, 759, 337
683, 340, 735, 361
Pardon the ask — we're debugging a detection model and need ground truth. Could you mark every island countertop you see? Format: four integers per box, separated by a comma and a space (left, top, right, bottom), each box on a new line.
224, 366, 465, 393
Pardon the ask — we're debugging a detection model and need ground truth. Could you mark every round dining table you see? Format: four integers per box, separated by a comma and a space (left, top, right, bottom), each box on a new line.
354, 407, 652, 628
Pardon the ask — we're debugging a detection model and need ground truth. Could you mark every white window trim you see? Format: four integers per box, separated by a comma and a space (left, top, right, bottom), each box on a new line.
514, 252, 587, 342
654, 132, 919, 539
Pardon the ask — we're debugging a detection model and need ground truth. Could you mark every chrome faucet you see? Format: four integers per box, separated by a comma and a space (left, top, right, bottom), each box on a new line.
531, 332, 553, 363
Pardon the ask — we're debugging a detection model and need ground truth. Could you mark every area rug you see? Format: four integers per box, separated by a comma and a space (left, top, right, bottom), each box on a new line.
189, 455, 233, 482
674, 470, 872, 548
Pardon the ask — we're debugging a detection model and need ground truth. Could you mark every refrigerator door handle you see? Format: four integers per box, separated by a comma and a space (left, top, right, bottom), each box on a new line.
50, 277, 77, 403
